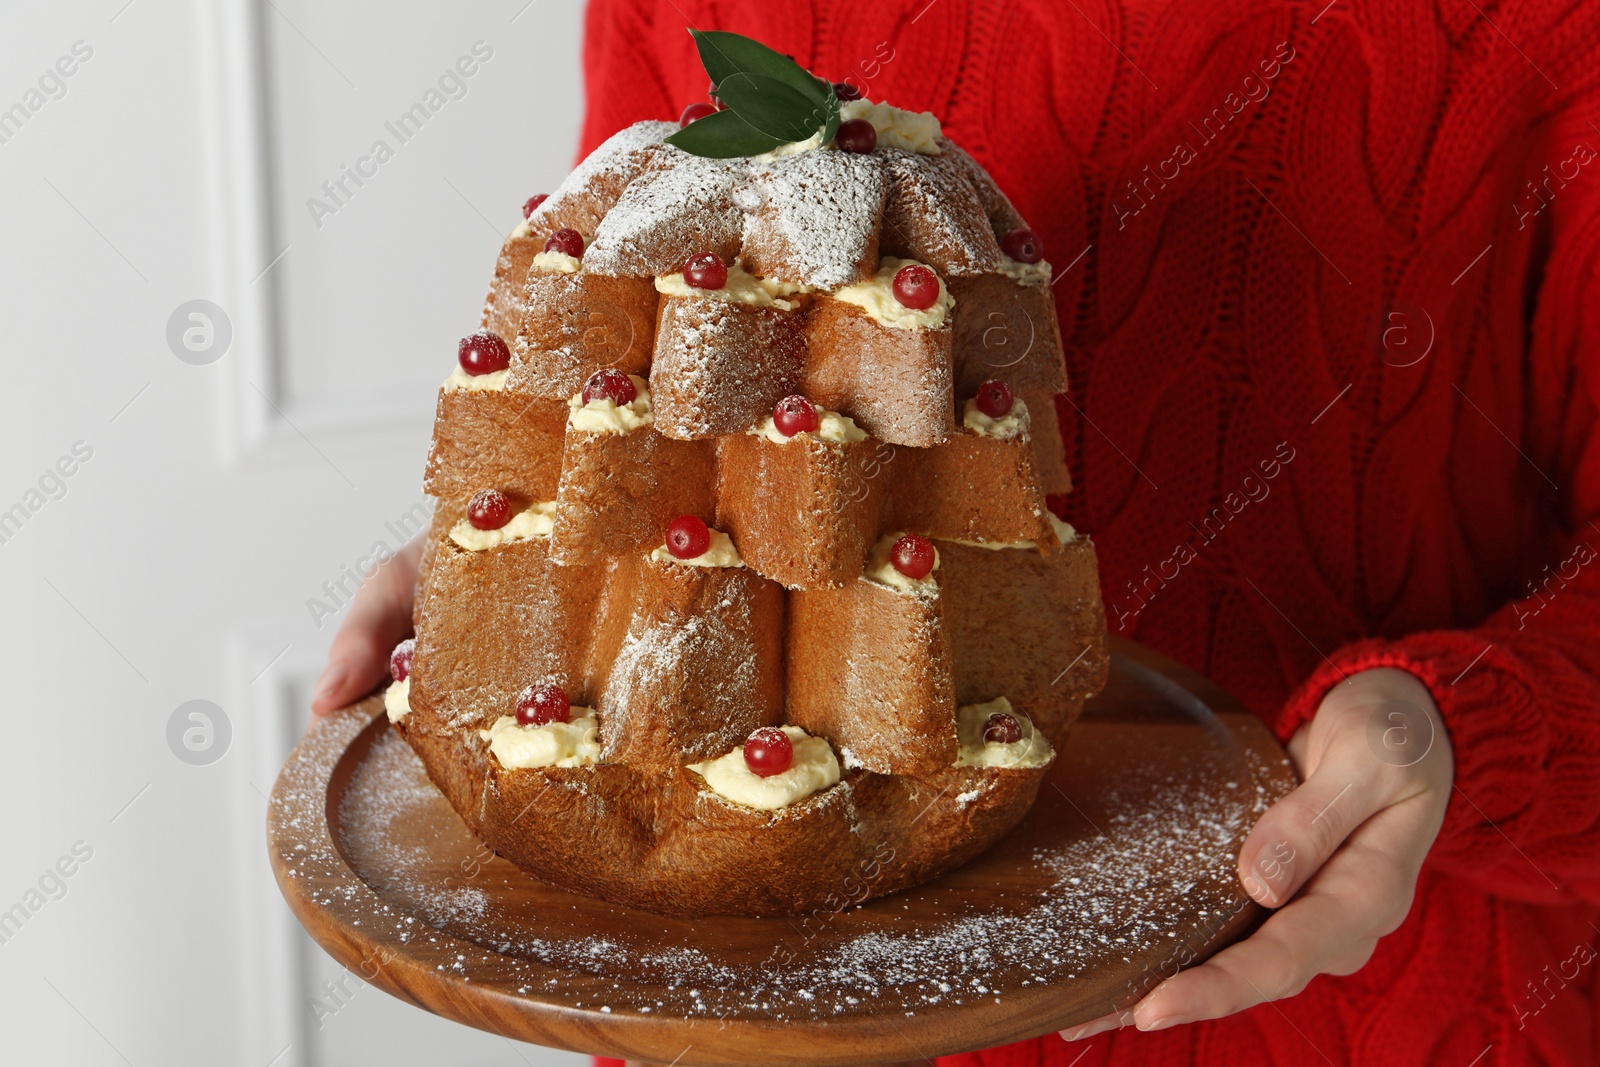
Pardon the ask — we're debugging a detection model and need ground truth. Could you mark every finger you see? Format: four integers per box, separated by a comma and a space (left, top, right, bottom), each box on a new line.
313, 602, 404, 713
311, 544, 420, 715
1303, 795, 1437, 939
1139, 801, 1435, 1027
1132, 891, 1374, 1028
1134, 873, 1381, 1028
1237, 741, 1392, 906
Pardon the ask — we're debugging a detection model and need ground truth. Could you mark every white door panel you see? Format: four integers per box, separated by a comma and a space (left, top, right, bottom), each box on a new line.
0, 2, 590, 1064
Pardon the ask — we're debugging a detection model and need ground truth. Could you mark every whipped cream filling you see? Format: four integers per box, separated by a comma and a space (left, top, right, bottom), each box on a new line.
1049, 514, 1078, 545
384, 677, 411, 723
649, 528, 744, 569
840, 99, 943, 154
749, 408, 867, 444
752, 100, 942, 161
449, 501, 556, 551
532, 251, 582, 274
936, 514, 1080, 552
444, 365, 509, 392
832, 257, 953, 330
510, 219, 532, 240
689, 726, 841, 810
938, 536, 1039, 550
863, 531, 940, 595
955, 697, 1054, 769
531, 237, 587, 274
962, 395, 1031, 439
479, 712, 601, 769
998, 257, 1053, 285
655, 262, 807, 311
756, 126, 827, 161
567, 375, 653, 434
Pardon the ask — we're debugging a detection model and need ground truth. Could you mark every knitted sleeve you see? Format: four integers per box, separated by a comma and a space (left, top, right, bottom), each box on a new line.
1277, 103, 1600, 907
577, 0, 678, 157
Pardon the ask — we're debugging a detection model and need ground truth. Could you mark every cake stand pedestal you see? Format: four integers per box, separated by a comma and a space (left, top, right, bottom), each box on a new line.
268, 636, 1296, 1066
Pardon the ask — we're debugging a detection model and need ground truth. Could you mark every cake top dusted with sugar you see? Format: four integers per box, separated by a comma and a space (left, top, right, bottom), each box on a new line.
518, 106, 1036, 291
508, 30, 1050, 338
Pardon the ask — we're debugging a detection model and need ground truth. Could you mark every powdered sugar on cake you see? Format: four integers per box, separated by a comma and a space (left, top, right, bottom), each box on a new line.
745, 150, 888, 289
528, 121, 676, 232
585, 153, 747, 277
879, 149, 1004, 276
599, 601, 767, 762
648, 299, 804, 438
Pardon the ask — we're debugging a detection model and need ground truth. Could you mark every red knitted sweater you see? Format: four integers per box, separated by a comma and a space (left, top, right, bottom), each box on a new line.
580, 2, 1600, 1063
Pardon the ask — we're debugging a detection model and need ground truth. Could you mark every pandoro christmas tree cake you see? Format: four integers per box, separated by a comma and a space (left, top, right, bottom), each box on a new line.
383, 32, 1109, 917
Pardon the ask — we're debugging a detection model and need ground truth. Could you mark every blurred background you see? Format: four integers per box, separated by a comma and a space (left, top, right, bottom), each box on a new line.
0, 1, 589, 1062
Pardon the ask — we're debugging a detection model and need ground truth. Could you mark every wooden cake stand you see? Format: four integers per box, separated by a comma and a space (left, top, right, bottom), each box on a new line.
268, 637, 1296, 1066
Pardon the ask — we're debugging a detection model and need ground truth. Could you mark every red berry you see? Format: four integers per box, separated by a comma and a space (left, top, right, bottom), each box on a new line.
892, 264, 940, 310
772, 395, 820, 437
683, 252, 728, 290
666, 515, 711, 560
467, 489, 512, 531
389, 639, 415, 683
1002, 227, 1044, 264
743, 727, 794, 778
680, 102, 718, 127
516, 683, 571, 727
581, 368, 637, 406
890, 534, 936, 580
522, 194, 548, 219
982, 712, 1023, 745
832, 81, 862, 101
835, 118, 877, 154
974, 379, 1014, 419
458, 331, 510, 376
544, 228, 584, 258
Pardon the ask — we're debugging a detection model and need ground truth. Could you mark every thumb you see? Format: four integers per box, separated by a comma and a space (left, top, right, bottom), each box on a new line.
311, 541, 421, 716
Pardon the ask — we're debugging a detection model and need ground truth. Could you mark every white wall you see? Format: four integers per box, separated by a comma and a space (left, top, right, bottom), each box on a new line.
0, 1, 588, 1064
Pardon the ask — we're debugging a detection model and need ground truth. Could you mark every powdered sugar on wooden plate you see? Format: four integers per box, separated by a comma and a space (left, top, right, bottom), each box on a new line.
316, 719, 1280, 1022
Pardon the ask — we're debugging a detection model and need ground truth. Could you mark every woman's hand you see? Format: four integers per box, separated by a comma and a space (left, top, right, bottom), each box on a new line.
309, 538, 424, 718
1064, 666, 1454, 1038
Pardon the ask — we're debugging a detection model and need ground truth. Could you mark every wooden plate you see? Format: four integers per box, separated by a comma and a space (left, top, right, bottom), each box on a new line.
268, 637, 1296, 1066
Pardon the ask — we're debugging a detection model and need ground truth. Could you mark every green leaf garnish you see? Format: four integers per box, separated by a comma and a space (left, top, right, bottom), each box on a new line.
665, 106, 788, 158
691, 31, 830, 104
667, 30, 841, 159
712, 72, 832, 143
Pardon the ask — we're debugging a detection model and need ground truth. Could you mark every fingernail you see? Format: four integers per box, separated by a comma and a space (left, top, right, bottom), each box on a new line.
1139, 1014, 1188, 1031
313, 663, 347, 701
1242, 874, 1276, 905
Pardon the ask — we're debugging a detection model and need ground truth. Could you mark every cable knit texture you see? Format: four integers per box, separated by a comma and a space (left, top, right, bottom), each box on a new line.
582, 1, 1600, 1063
